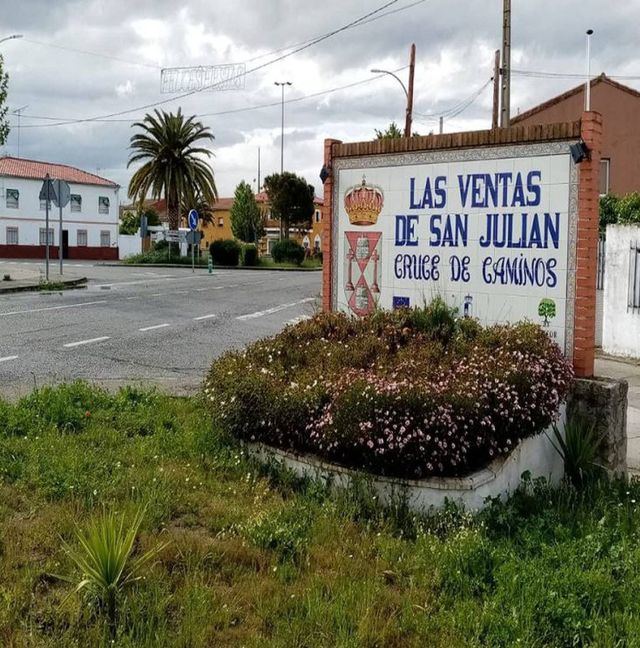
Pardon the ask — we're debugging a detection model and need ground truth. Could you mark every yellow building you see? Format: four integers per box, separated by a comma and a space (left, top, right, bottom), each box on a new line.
199, 193, 324, 257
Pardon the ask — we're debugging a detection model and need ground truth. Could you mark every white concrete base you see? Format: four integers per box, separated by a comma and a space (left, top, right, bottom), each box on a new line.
247, 423, 565, 512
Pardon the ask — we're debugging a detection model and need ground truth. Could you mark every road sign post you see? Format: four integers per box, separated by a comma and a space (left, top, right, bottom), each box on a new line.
55, 179, 70, 275
188, 209, 199, 273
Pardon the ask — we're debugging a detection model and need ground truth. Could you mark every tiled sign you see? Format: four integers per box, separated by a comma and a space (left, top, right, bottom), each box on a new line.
334, 145, 577, 354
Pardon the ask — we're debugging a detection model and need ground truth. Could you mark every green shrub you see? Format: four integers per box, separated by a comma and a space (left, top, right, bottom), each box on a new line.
271, 239, 305, 265
618, 192, 640, 225
154, 239, 169, 252
209, 239, 241, 266
549, 415, 604, 487
205, 304, 573, 480
242, 243, 259, 267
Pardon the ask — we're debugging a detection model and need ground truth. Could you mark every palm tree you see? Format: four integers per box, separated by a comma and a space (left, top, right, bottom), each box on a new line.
127, 109, 218, 230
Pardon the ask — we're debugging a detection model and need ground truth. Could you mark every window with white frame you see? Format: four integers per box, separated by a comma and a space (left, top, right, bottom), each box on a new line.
77, 229, 88, 247
98, 196, 110, 214
6, 226, 18, 245
218, 216, 224, 226
600, 158, 611, 196
100, 230, 111, 247
6, 189, 19, 209
70, 194, 82, 212
40, 198, 52, 211
314, 234, 321, 253
39, 228, 54, 245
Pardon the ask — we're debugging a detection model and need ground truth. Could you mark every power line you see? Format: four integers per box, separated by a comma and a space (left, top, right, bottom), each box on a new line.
17, 0, 403, 129
22, 38, 161, 70
20, 0, 426, 74
512, 68, 640, 81
21, 66, 410, 127
414, 77, 493, 122
243, 0, 427, 64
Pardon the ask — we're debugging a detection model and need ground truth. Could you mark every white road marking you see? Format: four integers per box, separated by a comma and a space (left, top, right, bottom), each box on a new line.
95, 275, 175, 288
139, 323, 170, 332
0, 300, 107, 317
63, 336, 110, 348
193, 313, 217, 321
150, 292, 164, 297
0, 355, 19, 363
237, 298, 315, 321
286, 315, 311, 326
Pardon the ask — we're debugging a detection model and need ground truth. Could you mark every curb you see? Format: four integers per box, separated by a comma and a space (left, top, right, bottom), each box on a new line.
0, 276, 88, 294
97, 263, 322, 272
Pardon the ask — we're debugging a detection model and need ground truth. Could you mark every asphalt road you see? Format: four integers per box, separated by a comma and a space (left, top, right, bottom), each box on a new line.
0, 261, 320, 398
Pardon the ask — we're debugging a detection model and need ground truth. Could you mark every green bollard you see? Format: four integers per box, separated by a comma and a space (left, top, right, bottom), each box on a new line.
208, 255, 213, 274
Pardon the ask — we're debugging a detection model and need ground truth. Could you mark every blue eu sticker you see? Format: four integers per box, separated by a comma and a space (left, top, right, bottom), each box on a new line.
393, 296, 410, 309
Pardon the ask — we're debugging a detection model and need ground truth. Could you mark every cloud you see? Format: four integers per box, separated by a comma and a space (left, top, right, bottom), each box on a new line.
1, 0, 639, 199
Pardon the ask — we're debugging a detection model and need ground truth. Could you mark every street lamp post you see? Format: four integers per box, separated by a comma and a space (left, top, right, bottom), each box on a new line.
371, 43, 416, 137
0, 34, 23, 46
274, 81, 292, 174
274, 81, 292, 240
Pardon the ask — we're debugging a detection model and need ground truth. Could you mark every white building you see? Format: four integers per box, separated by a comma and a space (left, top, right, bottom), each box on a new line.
0, 156, 120, 260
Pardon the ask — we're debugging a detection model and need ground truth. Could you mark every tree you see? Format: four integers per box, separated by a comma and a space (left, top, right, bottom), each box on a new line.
374, 121, 420, 139
119, 206, 160, 235
375, 121, 403, 139
230, 181, 265, 243
263, 172, 315, 239
127, 109, 217, 230
0, 54, 10, 146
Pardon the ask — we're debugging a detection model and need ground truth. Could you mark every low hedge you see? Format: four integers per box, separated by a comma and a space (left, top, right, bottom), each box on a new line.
242, 243, 259, 267
205, 300, 573, 480
271, 239, 305, 265
210, 239, 241, 266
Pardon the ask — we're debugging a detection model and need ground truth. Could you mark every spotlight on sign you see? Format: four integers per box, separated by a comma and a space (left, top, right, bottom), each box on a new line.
319, 165, 331, 184
569, 141, 590, 164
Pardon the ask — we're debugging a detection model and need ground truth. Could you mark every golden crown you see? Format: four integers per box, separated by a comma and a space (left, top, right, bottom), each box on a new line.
344, 177, 383, 226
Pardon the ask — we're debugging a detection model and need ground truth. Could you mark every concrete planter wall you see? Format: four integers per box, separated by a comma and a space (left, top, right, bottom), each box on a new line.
247, 422, 565, 512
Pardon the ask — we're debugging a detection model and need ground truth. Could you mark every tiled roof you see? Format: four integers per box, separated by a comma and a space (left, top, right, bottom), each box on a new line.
256, 191, 323, 206
511, 74, 640, 124
0, 156, 118, 187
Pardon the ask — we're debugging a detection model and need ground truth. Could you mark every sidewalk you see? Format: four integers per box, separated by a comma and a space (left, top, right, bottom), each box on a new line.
595, 354, 640, 470
0, 261, 86, 292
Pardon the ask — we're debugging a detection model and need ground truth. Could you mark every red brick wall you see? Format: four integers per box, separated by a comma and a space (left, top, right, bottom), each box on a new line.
573, 111, 603, 377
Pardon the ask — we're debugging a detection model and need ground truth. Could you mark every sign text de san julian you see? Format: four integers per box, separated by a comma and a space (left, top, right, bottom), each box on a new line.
395, 170, 559, 287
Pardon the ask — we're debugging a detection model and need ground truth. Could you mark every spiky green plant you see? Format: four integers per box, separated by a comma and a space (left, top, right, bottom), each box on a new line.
59, 507, 167, 637
549, 416, 604, 488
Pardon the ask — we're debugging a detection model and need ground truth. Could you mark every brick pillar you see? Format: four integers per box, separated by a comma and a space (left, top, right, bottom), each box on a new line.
573, 111, 603, 377
322, 138, 341, 312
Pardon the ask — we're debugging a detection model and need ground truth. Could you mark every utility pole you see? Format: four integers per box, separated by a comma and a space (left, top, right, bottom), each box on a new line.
500, 0, 511, 128
257, 146, 261, 193
439, 116, 443, 134
405, 43, 416, 137
492, 50, 500, 129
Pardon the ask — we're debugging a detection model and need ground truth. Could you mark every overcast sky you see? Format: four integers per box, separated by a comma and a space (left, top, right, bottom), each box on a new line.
1, 0, 639, 200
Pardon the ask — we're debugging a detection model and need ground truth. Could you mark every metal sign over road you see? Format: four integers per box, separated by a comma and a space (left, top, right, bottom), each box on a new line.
188, 209, 199, 231
160, 64, 246, 93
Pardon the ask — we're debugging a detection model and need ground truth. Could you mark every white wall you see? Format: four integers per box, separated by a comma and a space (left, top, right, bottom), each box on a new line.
0, 177, 119, 249
118, 233, 142, 259
603, 224, 640, 358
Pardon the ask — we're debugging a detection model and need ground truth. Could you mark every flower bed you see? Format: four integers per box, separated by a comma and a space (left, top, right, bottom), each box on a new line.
205, 300, 573, 480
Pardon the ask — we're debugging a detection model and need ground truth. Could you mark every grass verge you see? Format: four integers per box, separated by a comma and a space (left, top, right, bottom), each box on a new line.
1, 381, 639, 646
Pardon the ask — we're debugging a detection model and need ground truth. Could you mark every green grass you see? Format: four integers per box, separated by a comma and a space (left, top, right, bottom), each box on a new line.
1, 381, 640, 645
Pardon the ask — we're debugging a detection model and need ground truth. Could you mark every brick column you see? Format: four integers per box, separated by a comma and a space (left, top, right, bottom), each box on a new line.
322, 138, 341, 312
573, 111, 603, 377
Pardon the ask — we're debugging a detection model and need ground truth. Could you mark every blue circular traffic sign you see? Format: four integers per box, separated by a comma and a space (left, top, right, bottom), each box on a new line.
188, 209, 199, 231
